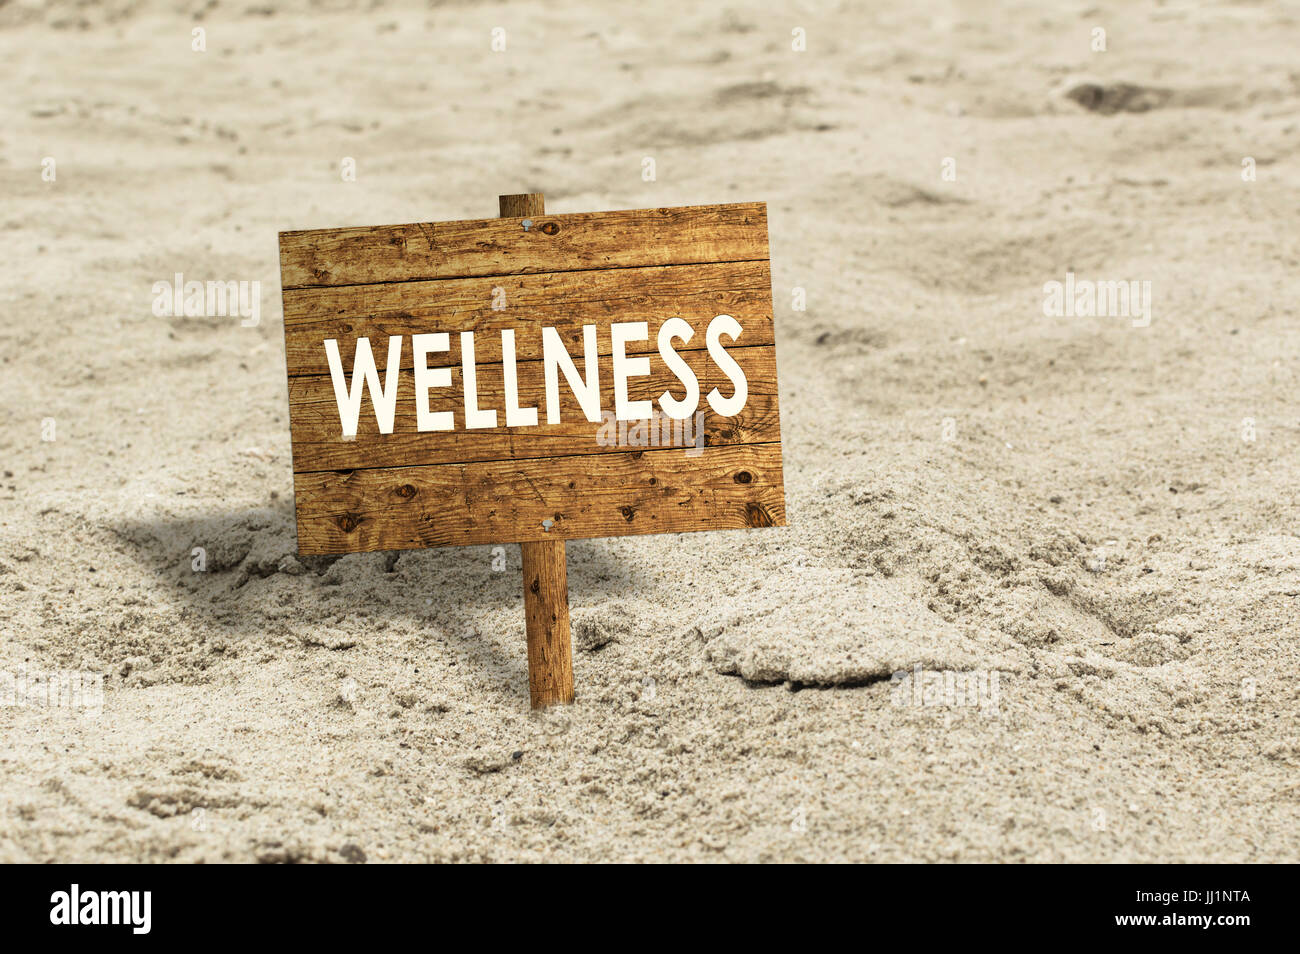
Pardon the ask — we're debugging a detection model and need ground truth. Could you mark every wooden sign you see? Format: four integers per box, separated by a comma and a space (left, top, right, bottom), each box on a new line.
278, 194, 785, 706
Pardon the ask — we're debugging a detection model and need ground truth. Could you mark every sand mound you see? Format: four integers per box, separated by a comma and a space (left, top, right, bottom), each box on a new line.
701, 572, 988, 687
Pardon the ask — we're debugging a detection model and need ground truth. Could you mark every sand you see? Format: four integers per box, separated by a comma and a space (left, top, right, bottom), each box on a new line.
2, 0, 1298, 863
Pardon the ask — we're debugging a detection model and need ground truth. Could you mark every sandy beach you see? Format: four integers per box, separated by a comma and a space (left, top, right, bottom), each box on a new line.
1, 0, 1298, 862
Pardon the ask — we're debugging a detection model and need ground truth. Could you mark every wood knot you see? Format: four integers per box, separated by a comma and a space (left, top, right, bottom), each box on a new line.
734, 470, 753, 484
394, 483, 417, 499
539, 221, 559, 235
620, 505, 637, 522
744, 503, 774, 527
336, 513, 361, 533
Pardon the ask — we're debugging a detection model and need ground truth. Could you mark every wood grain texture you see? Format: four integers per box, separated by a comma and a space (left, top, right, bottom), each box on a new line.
286, 344, 780, 471
279, 202, 768, 289
281, 259, 773, 376
500, 194, 574, 708
292, 442, 785, 554
521, 538, 573, 707
279, 199, 783, 554
499, 193, 546, 219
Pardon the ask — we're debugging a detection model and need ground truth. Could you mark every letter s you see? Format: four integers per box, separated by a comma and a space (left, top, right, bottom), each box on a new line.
657, 317, 699, 420
705, 314, 747, 417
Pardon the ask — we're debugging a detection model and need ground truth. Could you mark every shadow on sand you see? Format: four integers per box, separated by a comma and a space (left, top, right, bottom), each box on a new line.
108, 498, 642, 687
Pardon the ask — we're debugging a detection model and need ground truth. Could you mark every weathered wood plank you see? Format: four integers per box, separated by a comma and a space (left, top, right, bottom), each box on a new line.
287, 344, 780, 472
278, 202, 768, 289
292, 442, 785, 554
281, 259, 773, 376
280, 200, 784, 555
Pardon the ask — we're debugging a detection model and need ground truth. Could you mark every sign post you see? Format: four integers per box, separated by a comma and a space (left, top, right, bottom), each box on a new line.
502, 193, 574, 707
278, 193, 784, 708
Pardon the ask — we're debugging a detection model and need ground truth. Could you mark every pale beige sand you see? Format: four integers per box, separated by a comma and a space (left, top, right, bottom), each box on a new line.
2, 0, 1298, 863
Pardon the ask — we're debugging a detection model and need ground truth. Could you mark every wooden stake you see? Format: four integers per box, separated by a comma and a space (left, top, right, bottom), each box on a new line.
520, 539, 573, 707
499, 193, 575, 708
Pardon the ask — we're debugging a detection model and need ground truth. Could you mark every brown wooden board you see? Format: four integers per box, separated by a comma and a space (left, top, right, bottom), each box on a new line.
280, 202, 769, 288
278, 201, 784, 555
282, 260, 774, 377
286, 345, 780, 471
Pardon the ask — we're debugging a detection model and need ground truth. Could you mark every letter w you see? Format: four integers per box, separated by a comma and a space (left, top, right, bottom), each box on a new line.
324, 336, 403, 436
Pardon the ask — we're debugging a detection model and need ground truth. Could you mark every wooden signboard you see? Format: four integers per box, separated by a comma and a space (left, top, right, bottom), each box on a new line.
278, 194, 784, 706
